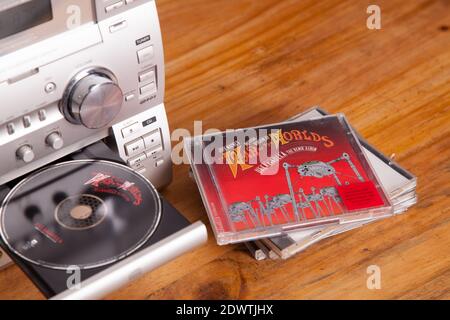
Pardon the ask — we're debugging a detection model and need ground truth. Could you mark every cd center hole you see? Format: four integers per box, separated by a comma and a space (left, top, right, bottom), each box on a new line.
70, 205, 93, 220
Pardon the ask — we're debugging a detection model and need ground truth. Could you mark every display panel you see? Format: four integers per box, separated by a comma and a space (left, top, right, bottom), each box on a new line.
0, 0, 53, 40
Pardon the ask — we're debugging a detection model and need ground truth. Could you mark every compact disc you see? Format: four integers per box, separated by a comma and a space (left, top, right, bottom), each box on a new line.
0, 160, 161, 270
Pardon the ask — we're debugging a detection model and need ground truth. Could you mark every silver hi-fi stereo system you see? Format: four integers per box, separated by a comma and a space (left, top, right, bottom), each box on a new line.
0, 0, 207, 299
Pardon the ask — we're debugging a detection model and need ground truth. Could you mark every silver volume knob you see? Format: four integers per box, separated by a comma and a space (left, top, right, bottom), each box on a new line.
16, 145, 35, 163
46, 132, 64, 150
62, 68, 123, 129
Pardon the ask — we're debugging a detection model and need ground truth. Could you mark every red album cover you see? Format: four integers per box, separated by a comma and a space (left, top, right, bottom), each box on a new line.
186, 115, 392, 244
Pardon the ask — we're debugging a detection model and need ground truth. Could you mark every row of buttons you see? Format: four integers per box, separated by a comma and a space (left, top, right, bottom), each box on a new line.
16, 131, 64, 163
138, 67, 157, 99
124, 129, 162, 157
124, 128, 165, 174
6, 109, 47, 135
128, 144, 164, 169
120, 115, 157, 139
129, 148, 165, 175
105, 0, 136, 13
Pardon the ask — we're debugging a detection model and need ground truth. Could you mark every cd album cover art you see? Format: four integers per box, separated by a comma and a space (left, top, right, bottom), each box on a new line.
186, 115, 393, 244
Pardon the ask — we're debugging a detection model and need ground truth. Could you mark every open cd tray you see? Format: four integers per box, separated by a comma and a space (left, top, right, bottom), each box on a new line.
0, 141, 207, 299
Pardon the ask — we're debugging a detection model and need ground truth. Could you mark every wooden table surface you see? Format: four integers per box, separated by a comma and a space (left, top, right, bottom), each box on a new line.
1, 0, 449, 300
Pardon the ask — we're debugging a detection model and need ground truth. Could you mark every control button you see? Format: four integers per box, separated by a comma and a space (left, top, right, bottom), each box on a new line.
109, 20, 127, 33
137, 167, 146, 175
124, 137, 145, 156
155, 158, 164, 168
121, 122, 140, 138
137, 46, 154, 64
23, 116, 31, 128
125, 93, 135, 101
139, 82, 157, 97
45, 82, 56, 93
46, 132, 64, 150
138, 69, 155, 83
128, 153, 146, 168
145, 145, 163, 159
142, 130, 161, 149
38, 109, 47, 121
16, 145, 34, 163
6, 123, 15, 135
105, 1, 124, 12
132, 161, 144, 171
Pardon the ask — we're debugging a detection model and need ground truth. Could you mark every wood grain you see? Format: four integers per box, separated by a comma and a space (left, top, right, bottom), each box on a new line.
0, 0, 449, 299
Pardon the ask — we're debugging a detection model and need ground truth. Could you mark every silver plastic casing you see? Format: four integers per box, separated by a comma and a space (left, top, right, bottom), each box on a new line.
51, 222, 207, 300
0, 0, 172, 189
0, 0, 207, 296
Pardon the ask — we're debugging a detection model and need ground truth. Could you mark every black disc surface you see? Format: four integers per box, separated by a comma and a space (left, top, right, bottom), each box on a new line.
0, 160, 161, 270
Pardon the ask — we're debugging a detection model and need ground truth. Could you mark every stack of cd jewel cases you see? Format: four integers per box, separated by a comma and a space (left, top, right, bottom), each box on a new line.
245, 108, 417, 260
185, 107, 417, 260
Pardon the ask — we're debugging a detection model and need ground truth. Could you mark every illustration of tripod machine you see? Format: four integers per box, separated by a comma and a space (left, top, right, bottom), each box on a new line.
283, 153, 365, 222
227, 153, 365, 229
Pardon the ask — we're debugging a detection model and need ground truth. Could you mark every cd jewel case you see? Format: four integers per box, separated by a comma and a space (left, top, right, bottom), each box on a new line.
186, 114, 393, 245
251, 107, 417, 260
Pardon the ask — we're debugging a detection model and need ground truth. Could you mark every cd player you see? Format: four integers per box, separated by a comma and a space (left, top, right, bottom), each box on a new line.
0, 0, 171, 187
0, 0, 207, 299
